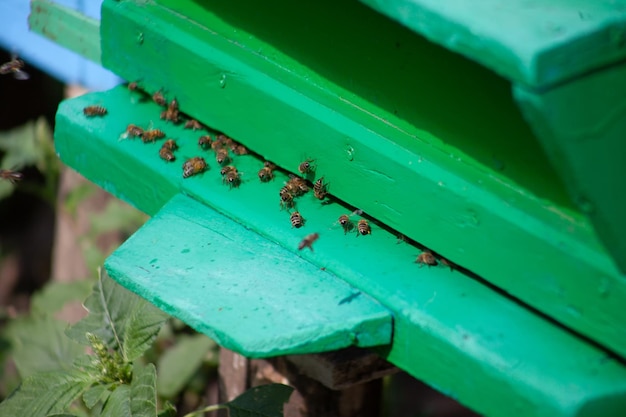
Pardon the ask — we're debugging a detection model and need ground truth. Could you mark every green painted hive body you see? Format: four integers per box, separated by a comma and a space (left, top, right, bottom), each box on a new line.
44, 0, 626, 416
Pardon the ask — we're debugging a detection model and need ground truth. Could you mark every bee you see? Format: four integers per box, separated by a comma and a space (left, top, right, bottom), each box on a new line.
338, 214, 354, 234
120, 124, 144, 139
185, 119, 203, 130
233, 144, 248, 155
313, 177, 328, 200
285, 175, 308, 196
298, 159, 315, 175
280, 188, 295, 210
264, 161, 276, 170
0, 169, 23, 183
220, 165, 237, 176
198, 135, 213, 149
356, 219, 371, 236
83, 105, 108, 117
215, 148, 231, 165
142, 129, 166, 143
152, 90, 167, 106
258, 166, 274, 182
290, 211, 305, 228
182, 157, 207, 178
160, 99, 180, 123
127, 81, 139, 91
211, 136, 225, 151
298, 233, 319, 251
440, 258, 455, 271
159, 139, 178, 161
416, 251, 438, 267
223, 170, 241, 189
0, 56, 29, 80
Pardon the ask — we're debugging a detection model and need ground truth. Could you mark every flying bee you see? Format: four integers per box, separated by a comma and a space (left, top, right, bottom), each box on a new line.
290, 211, 305, 228
142, 129, 166, 143
338, 214, 354, 234
298, 159, 315, 175
0, 56, 29, 80
120, 124, 144, 140
185, 119, 203, 130
160, 99, 180, 123
223, 170, 241, 189
0, 169, 23, 184
298, 233, 319, 251
83, 105, 107, 117
152, 90, 167, 106
182, 157, 207, 178
258, 166, 274, 182
198, 135, 212, 149
313, 177, 328, 200
280, 188, 295, 210
215, 148, 231, 165
356, 219, 371, 236
416, 251, 438, 267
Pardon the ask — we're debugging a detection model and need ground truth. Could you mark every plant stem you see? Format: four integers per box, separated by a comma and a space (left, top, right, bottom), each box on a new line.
182, 403, 228, 417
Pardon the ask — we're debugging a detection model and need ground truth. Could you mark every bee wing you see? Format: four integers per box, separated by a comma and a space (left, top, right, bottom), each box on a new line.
13, 69, 29, 80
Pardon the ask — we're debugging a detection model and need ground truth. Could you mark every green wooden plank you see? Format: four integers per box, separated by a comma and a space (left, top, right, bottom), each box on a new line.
514, 62, 626, 273
29, 0, 101, 64
359, 0, 626, 89
54, 87, 626, 417
99, 0, 626, 358
106, 194, 392, 357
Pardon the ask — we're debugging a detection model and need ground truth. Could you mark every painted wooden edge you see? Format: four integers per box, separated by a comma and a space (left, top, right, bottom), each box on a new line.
514, 63, 626, 273
29, 0, 101, 64
54, 88, 626, 417
100, 0, 626, 358
359, 0, 626, 89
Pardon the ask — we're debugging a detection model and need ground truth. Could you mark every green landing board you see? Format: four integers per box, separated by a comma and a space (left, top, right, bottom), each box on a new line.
106, 194, 391, 357
55, 87, 626, 417
360, 0, 626, 89
99, 0, 626, 359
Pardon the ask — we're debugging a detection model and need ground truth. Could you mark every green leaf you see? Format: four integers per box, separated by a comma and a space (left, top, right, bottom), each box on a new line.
31, 280, 94, 317
5, 316, 85, 378
226, 384, 294, 417
157, 334, 216, 398
66, 270, 168, 361
157, 402, 177, 417
83, 383, 114, 409
47, 414, 81, 417
98, 364, 158, 417
0, 369, 96, 417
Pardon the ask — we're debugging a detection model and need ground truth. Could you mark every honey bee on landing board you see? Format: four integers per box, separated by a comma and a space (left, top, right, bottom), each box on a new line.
313, 177, 328, 200
120, 124, 144, 140
0, 169, 23, 184
198, 135, 213, 149
159, 139, 178, 161
220, 165, 237, 177
83, 105, 107, 117
0, 56, 29, 80
298, 159, 315, 175
222, 169, 241, 189
152, 90, 167, 106
415, 251, 438, 267
285, 175, 308, 196
258, 166, 274, 182
160, 99, 180, 124
298, 233, 319, 251
185, 119, 203, 130
280, 188, 295, 210
338, 214, 354, 235
356, 219, 371, 236
215, 148, 231, 165
142, 129, 166, 143
127, 81, 139, 91
290, 211, 305, 228
182, 157, 207, 178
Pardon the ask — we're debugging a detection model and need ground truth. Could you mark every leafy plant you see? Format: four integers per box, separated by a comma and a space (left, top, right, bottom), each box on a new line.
0, 271, 293, 416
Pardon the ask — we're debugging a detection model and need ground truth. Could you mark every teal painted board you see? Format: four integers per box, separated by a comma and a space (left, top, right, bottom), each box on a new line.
99, 0, 626, 359
514, 62, 626, 273
54, 87, 626, 417
359, 0, 626, 89
106, 194, 392, 357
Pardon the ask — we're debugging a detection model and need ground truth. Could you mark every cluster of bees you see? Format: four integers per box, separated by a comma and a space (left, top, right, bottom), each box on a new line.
81, 82, 456, 269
